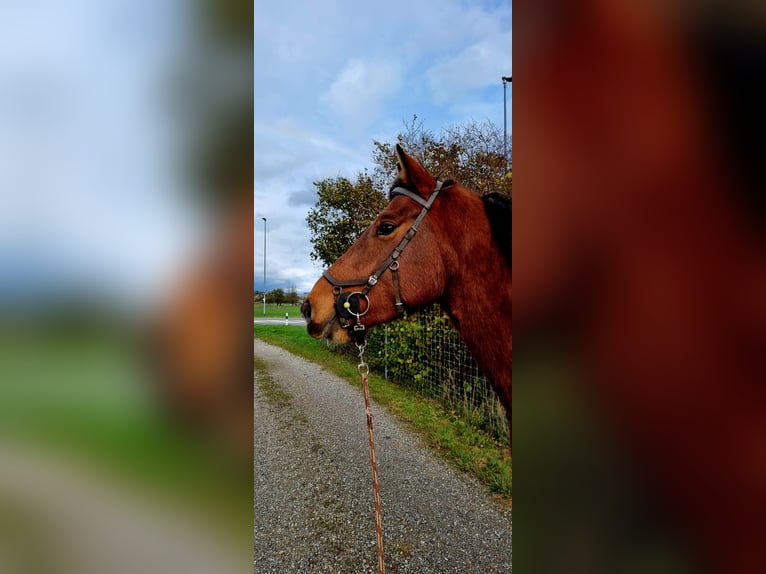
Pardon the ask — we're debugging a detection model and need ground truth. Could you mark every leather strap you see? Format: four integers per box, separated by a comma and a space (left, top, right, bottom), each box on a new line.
388, 182, 442, 209
390, 263, 404, 315
323, 269, 367, 289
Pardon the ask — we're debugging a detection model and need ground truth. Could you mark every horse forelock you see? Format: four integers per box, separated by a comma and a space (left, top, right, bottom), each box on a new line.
387, 177, 412, 200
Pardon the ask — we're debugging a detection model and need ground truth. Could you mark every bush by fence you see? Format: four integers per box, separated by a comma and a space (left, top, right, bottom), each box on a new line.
329, 304, 509, 444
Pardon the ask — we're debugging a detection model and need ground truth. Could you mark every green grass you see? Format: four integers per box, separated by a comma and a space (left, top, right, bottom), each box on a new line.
254, 323, 512, 502
253, 302, 303, 319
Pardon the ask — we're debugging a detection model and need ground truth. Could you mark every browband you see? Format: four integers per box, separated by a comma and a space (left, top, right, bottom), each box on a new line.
389, 181, 443, 209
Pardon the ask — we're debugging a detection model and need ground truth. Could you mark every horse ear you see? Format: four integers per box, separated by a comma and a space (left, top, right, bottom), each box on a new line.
395, 144, 436, 193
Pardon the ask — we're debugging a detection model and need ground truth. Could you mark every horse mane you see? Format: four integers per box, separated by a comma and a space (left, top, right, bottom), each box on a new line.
481, 192, 512, 267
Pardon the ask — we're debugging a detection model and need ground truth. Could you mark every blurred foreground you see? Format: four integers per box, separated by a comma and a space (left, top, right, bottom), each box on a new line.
515, 1, 765, 573
0, 1, 253, 573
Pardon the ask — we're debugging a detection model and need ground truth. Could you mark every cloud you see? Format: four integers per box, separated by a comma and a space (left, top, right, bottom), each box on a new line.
287, 188, 317, 207
320, 59, 402, 131
427, 32, 512, 105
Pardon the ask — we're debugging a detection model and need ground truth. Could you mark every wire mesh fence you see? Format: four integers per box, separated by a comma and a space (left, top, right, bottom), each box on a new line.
328, 304, 509, 444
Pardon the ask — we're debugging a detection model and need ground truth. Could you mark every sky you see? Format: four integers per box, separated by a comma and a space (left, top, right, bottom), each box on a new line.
0, 1, 511, 311
254, 0, 512, 294
0, 0, 203, 312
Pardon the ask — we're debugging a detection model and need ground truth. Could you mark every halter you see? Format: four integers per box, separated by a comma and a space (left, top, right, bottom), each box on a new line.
322, 181, 447, 340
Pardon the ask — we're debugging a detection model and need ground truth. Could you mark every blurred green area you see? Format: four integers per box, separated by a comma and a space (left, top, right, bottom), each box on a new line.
0, 318, 252, 537
514, 347, 693, 574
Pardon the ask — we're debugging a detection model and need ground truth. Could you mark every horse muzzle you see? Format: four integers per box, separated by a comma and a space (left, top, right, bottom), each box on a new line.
301, 295, 349, 342
300, 299, 312, 323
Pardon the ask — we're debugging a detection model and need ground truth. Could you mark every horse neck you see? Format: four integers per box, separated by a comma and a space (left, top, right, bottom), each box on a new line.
437, 190, 512, 408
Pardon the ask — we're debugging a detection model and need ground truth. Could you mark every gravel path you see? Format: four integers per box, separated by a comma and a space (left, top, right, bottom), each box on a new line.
254, 338, 512, 573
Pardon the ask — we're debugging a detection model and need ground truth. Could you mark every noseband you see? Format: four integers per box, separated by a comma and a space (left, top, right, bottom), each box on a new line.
322, 181, 448, 339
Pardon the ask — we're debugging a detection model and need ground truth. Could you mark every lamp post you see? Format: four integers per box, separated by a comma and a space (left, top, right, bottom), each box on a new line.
262, 217, 267, 316
502, 76, 512, 172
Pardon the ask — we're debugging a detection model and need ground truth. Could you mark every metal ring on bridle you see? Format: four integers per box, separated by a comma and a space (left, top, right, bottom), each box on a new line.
348, 291, 370, 317
388, 260, 400, 271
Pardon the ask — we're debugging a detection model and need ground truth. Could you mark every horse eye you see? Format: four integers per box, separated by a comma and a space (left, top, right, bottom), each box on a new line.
377, 223, 396, 236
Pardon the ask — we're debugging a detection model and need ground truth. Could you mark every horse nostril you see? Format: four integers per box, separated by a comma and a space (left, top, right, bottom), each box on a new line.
300, 299, 311, 322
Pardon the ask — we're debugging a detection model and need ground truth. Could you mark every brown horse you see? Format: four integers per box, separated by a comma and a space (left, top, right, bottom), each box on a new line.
302, 145, 512, 434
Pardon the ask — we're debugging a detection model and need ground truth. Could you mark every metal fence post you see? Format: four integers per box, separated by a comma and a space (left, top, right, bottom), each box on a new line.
384, 325, 388, 380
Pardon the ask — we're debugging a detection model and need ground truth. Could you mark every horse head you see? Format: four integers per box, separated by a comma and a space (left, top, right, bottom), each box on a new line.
302, 145, 453, 343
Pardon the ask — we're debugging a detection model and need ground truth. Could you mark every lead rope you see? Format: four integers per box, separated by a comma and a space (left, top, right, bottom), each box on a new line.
356, 336, 386, 574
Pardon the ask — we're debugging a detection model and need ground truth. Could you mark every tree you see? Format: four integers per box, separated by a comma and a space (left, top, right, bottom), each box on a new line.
371, 115, 511, 198
285, 285, 300, 306
306, 172, 387, 267
307, 118, 510, 269
267, 288, 285, 306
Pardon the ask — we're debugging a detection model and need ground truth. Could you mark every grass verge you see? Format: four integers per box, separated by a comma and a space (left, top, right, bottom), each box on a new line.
254, 303, 303, 319
254, 324, 511, 503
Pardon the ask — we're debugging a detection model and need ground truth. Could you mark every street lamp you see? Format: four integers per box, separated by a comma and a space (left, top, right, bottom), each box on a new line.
262, 217, 267, 317
502, 76, 512, 173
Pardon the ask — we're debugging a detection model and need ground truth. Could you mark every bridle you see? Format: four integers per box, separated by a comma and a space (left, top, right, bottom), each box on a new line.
321, 180, 449, 342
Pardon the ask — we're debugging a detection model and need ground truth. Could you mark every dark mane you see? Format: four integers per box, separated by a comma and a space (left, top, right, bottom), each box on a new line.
482, 192, 512, 266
